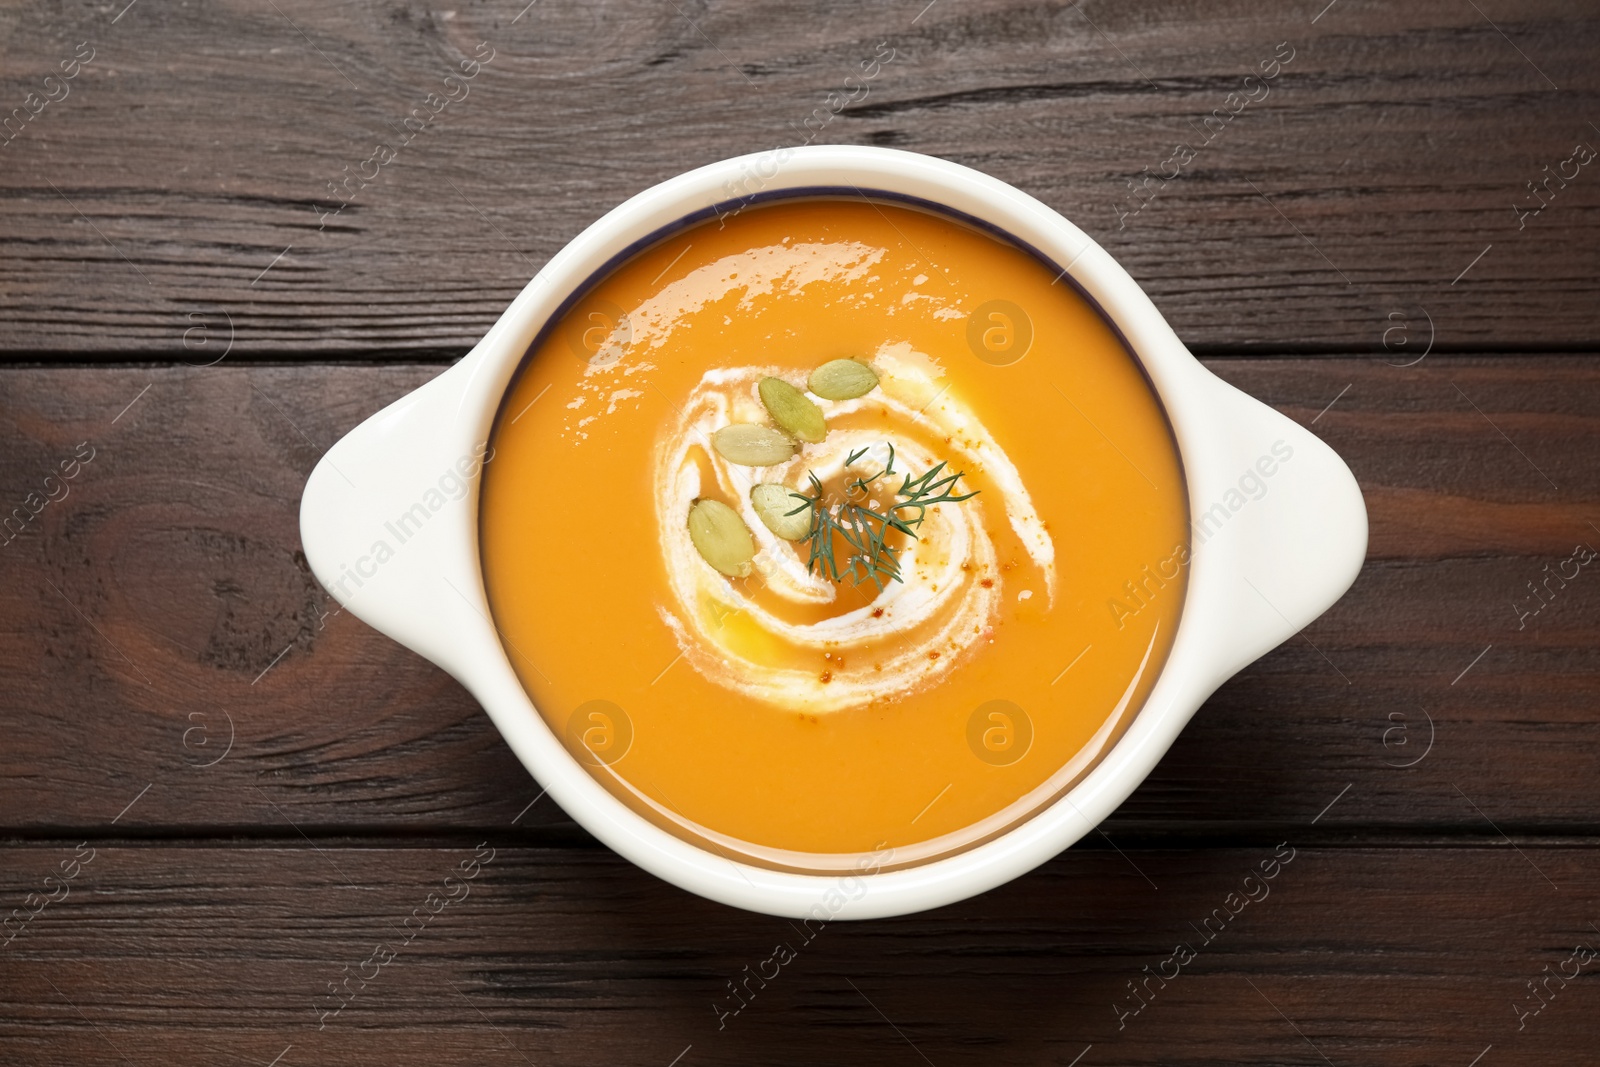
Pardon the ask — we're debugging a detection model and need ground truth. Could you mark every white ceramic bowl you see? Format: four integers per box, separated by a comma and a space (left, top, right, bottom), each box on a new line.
299, 146, 1366, 919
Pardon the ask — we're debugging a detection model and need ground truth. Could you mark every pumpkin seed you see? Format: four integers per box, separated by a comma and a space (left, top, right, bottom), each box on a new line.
712, 423, 797, 466
758, 377, 827, 442
751, 483, 812, 541
687, 498, 755, 577
807, 359, 879, 401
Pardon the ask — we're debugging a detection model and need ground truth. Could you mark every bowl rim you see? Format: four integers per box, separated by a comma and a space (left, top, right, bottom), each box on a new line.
300, 145, 1368, 919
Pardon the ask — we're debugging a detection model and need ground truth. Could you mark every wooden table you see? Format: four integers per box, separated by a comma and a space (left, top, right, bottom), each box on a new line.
3, 1, 1597, 1063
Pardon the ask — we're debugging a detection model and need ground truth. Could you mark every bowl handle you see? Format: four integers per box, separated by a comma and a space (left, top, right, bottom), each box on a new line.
298, 361, 496, 680
1182, 368, 1368, 683
298, 350, 1365, 702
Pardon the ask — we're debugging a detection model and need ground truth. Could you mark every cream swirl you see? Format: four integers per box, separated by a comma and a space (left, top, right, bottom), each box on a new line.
654, 345, 1055, 713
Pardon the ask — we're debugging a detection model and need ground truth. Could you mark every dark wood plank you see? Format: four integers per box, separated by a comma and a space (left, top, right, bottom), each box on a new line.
0, 0, 1597, 355
2, 843, 1596, 1065
4, 1, 1596, 1061
0, 357, 1595, 838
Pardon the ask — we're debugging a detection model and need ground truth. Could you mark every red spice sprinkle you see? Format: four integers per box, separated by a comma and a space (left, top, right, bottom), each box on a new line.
980, 578, 994, 588
871, 607, 885, 618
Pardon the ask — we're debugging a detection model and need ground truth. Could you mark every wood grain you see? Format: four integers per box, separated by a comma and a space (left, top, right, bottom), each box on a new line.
3, 2, 1598, 1060
0, 0, 1597, 355
2, 844, 1597, 1065
0, 357, 1594, 839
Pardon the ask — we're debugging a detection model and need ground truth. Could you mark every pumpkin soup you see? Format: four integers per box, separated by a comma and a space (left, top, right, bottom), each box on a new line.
479, 196, 1187, 872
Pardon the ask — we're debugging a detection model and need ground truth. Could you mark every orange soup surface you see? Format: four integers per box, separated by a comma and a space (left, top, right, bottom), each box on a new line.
480, 197, 1187, 871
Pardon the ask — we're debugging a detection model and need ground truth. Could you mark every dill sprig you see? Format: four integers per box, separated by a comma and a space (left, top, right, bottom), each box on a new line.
787, 444, 979, 591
